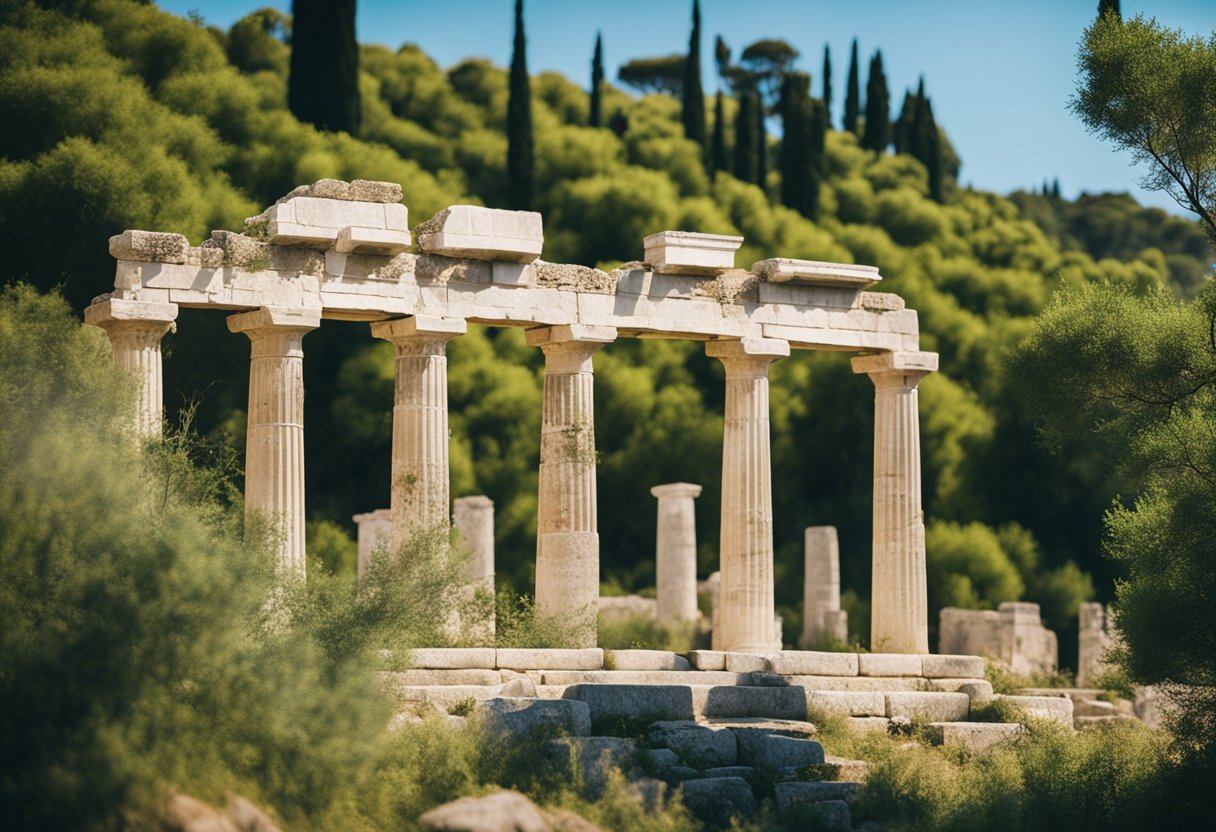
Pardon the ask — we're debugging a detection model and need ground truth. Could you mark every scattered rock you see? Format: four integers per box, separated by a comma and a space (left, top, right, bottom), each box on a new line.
647, 720, 737, 768
419, 790, 550, 832
678, 776, 757, 826
478, 697, 591, 739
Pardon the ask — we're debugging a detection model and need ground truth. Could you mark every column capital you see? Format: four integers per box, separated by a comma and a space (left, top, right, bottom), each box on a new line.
705, 336, 791, 360
85, 297, 178, 332
227, 306, 321, 336
851, 350, 938, 386
371, 315, 467, 344
524, 324, 618, 348
651, 482, 703, 499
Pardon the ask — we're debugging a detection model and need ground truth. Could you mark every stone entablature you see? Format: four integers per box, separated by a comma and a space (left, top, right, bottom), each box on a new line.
87, 178, 937, 655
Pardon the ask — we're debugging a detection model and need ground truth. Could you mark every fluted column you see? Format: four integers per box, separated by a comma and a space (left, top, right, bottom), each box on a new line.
651, 482, 703, 625
84, 298, 178, 436
707, 336, 789, 653
526, 324, 617, 645
454, 495, 496, 640
371, 316, 466, 553
800, 526, 849, 648
852, 350, 938, 653
229, 307, 321, 577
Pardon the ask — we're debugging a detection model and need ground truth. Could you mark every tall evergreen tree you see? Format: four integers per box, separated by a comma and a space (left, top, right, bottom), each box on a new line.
893, 88, 914, 154
779, 72, 813, 217
589, 32, 604, 128
682, 1, 707, 163
1098, 0, 1121, 20
711, 90, 729, 176
288, 0, 360, 134
860, 50, 890, 153
821, 44, 833, 128
755, 93, 767, 190
1052, 178, 1062, 199
809, 96, 827, 219
843, 38, 860, 134
507, 0, 533, 209
733, 88, 759, 185
924, 96, 943, 203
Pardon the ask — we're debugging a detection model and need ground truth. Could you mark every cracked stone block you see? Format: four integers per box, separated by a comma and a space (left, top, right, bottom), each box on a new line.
109, 230, 189, 264
416, 205, 543, 263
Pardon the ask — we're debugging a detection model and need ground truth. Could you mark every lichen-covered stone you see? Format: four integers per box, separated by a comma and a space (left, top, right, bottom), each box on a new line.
110, 230, 189, 264
536, 261, 617, 294
647, 720, 737, 768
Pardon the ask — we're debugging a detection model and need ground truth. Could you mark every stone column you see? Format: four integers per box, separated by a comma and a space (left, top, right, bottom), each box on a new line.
651, 482, 703, 625
84, 298, 179, 436
706, 336, 790, 653
525, 324, 617, 644
453, 495, 495, 589
800, 525, 849, 648
229, 307, 321, 577
371, 316, 467, 553
352, 508, 392, 580
852, 350, 938, 653
1077, 602, 1111, 687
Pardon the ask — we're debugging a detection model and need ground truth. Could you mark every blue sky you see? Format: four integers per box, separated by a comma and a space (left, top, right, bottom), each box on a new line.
165, 1, 1213, 214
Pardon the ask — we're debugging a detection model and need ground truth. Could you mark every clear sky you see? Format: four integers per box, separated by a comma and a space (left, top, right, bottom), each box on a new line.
164, 0, 1214, 214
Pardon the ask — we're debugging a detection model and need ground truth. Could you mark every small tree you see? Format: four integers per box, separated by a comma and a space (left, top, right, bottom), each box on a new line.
682, 0, 707, 164
860, 49, 890, 153
589, 32, 604, 128
821, 44, 833, 128
843, 37, 860, 134
287, 0, 360, 134
738, 38, 799, 108
507, 0, 533, 210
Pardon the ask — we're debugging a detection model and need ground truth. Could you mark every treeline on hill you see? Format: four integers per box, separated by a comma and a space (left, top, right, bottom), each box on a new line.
1, 0, 1213, 660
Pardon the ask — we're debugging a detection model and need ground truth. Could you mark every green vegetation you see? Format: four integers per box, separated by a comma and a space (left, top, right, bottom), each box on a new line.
507, 0, 533, 209
681, 0, 706, 163
288, 0, 360, 134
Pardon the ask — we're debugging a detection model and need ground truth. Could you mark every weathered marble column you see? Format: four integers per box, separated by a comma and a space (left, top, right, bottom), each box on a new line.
852, 350, 938, 653
371, 316, 467, 552
84, 298, 178, 436
453, 495, 495, 589
651, 482, 703, 625
229, 307, 321, 577
800, 526, 849, 648
707, 336, 790, 653
525, 324, 617, 644
352, 508, 392, 580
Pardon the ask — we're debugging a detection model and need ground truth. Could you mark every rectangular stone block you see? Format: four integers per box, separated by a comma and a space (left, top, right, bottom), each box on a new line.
694, 686, 808, 721
771, 651, 859, 677
608, 650, 691, 671
884, 692, 970, 722
998, 695, 1074, 727
922, 655, 985, 679
785, 675, 924, 692
407, 648, 496, 669
417, 205, 543, 263
563, 684, 696, 726
268, 196, 392, 248
496, 648, 604, 671
333, 226, 411, 256
925, 722, 1022, 753
491, 261, 537, 286
391, 669, 503, 686
110, 230, 189, 264
859, 653, 924, 677
725, 652, 777, 673
754, 258, 880, 288
807, 691, 886, 717
688, 650, 726, 671
540, 670, 743, 686
643, 231, 743, 276
847, 716, 891, 732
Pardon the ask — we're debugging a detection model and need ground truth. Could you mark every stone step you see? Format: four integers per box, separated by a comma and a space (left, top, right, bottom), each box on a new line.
540, 670, 745, 687
1074, 698, 1122, 718
807, 755, 869, 783
808, 691, 887, 717
786, 675, 924, 692
561, 683, 809, 728
608, 649, 691, 671
847, 716, 891, 733
924, 722, 1023, 753
399, 647, 605, 671
382, 681, 537, 713
679, 777, 757, 826
1075, 714, 1136, 729
996, 694, 1074, 728
884, 691, 971, 722
387, 669, 505, 686
477, 697, 592, 738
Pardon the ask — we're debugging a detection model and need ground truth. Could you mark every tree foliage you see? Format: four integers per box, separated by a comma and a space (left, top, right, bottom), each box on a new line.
589, 31, 604, 127
680, 0, 706, 162
618, 55, 685, 96
507, 0, 533, 209
288, 0, 360, 134
844, 38, 860, 134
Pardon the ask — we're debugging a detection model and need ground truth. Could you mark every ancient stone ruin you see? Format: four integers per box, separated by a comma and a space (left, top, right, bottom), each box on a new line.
86, 178, 938, 656
938, 602, 1059, 675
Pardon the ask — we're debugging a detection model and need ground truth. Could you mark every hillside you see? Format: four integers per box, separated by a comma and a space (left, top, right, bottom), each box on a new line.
3, 0, 1212, 655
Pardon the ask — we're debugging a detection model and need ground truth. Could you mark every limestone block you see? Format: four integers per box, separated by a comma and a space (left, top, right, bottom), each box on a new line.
811, 755, 870, 783
754, 258, 880, 288
708, 718, 817, 764
540, 672, 743, 688
700, 766, 756, 780
268, 196, 397, 248
679, 777, 756, 826
382, 684, 511, 712
491, 261, 537, 286
419, 790, 549, 832
478, 697, 592, 739
744, 735, 825, 770
392, 669, 503, 686
998, 694, 1074, 727
859, 653, 924, 677
545, 737, 637, 794
563, 684, 696, 727
884, 692, 970, 722
647, 721, 737, 768
785, 675, 923, 692
925, 722, 1023, 753
760, 322, 905, 351
922, 654, 985, 679
775, 781, 859, 811
861, 292, 905, 311
847, 716, 891, 732
688, 650, 726, 671
609, 650, 691, 671
110, 230, 190, 264
496, 648, 604, 671
408, 648, 496, 669
643, 747, 681, 773
696, 686, 807, 721
878, 309, 920, 335
643, 231, 744, 275
771, 651, 859, 677
807, 691, 887, 717
725, 652, 777, 673
416, 205, 543, 263
333, 226, 411, 256
927, 679, 995, 706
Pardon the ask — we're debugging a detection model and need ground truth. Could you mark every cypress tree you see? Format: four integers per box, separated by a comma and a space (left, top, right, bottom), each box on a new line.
920, 95, 944, 203
860, 50, 890, 153
682, 0, 707, 163
843, 38, 860, 134
589, 32, 604, 128
288, 0, 360, 134
809, 96, 827, 219
821, 44, 833, 128
1098, 0, 1120, 20
893, 89, 914, 155
755, 92, 767, 190
733, 88, 759, 185
1052, 178, 1062, 199
711, 90, 728, 176
507, 0, 533, 209
779, 72, 813, 217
